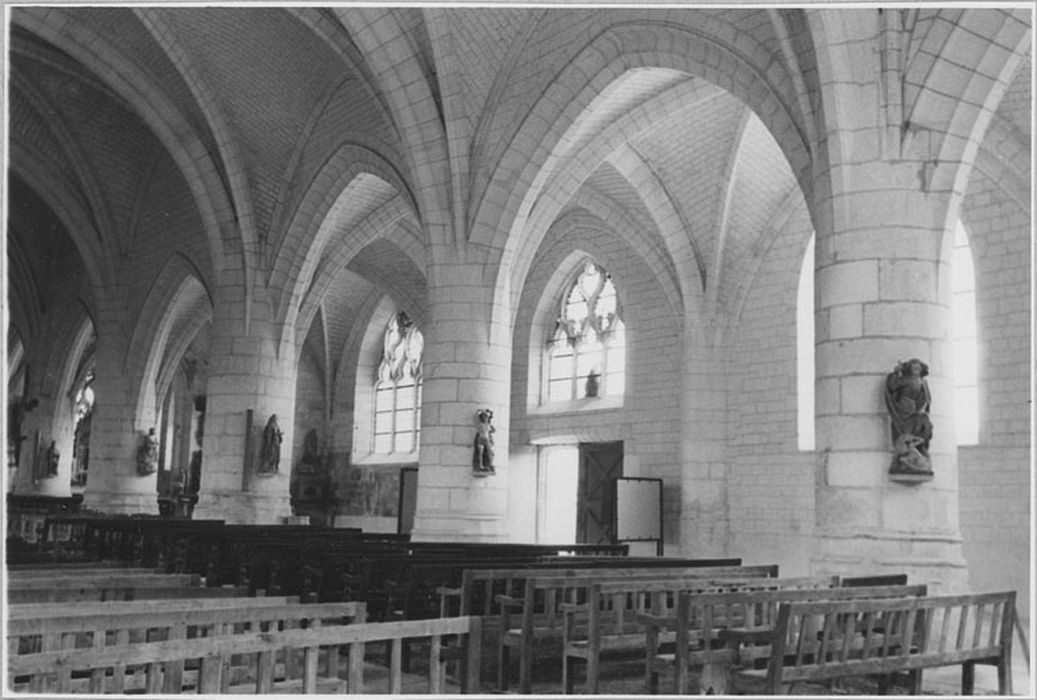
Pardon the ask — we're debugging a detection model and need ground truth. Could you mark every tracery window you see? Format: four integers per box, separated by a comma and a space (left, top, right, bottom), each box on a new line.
71, 372, 94, 487
374, 312, 424, 455
546, 262, 626, 403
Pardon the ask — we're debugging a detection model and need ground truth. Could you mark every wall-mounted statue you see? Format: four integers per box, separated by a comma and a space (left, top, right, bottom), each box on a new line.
585, 370, 600, 398
257, 414, 283, 475
45, 440, 60, 478
299, 428, 322, 472
137, 427, 159, 476
885, 358, 934, 476
473, 409, 496, 476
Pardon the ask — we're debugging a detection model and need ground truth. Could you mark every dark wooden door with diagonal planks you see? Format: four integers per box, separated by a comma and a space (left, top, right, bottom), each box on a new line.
576, 441, 623, 546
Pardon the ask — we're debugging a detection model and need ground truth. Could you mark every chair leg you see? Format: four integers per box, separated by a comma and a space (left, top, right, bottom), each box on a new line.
563, 656, 576, 694
646, 666, 658, 695
496, 645, 510, 691
906, 669, 923, 695
961, 661, 975, 695
997, 656, 1013, 695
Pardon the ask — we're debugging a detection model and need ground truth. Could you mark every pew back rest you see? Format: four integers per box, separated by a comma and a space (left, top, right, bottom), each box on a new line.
572, 576, 843, 636
678, 584, 929, 655
761, 590, 1015, 691
502, 567, 782, 638
7, 585, 250, 605
467, 564, 777, 617
8, 600, 367, 643
8, 614, 482, 695
8, 573, 200, 589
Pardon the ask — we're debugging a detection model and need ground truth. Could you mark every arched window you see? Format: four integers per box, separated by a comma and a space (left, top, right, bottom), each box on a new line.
545, 262, 626, 403
797, 236, 815, 450
71, 372, 94, 487
374, 312, 423, 455
951, 221, 978, 446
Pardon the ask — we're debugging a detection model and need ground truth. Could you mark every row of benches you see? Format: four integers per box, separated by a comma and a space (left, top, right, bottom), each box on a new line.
435, 563, 1018, 695
7, 563, 479, 694
33, 515, 631, 619
11, 524, 1022, 696
9, 560, 1018, 695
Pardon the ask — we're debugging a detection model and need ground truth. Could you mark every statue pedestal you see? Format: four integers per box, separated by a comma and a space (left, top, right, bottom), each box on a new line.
889, 471, 934, 484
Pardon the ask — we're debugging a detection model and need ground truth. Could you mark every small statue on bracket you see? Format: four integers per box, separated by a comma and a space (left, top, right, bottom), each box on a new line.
472, 409, 496, 476
45, 440, 60, 478
257, 414, 283, 475
884, 358, 934, 478
137, 427, 159, 476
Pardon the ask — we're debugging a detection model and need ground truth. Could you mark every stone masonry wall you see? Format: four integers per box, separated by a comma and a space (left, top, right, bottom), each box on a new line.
959, 165, 1031, 621
727, 209, 816, 575
511, 212, 683, 548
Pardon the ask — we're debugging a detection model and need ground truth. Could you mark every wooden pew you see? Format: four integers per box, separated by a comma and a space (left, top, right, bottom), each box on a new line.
495, 565, 778, 693
9, 614, 483, 695
35, 517, 636, 614
724, 590, 1015, 695
8, 598, 366, 693
8, 566, 159, 577
444, 558, 747, 618
6, 493, 84, 546
561, 576, 842, 693
10, 572, 200, 588
8, 573, 250, 604
378, 557, 740, 676
640, 583, 929, 694
6, 560, 143, 571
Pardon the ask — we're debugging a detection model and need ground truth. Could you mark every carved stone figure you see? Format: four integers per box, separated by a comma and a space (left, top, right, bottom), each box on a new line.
45, 440, 59, 477
472, 409, 496, 475
585, 370, 600, 398
258, 414, 283, 475
300, 428, 321, 470
885, 359, 934, 475
137, 427, 159, 476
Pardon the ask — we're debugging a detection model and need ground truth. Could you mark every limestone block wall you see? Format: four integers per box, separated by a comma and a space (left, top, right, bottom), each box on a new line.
291, 346, 326, 467
511, 214, 683, 548
727, 211, 816, 576
959, 167, 1031, 620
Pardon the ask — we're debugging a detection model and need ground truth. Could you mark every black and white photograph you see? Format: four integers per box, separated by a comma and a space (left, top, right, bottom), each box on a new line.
2, 2, 1033, 696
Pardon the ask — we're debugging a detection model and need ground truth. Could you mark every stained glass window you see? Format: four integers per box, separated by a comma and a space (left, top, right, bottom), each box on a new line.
546, 262, 626, 402
374, 312, 423, 455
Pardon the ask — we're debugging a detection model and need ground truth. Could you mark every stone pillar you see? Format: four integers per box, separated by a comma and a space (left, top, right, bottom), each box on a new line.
81, 330, 158, 513
29, 404, 74, 498
10, 402, 73, 497
811, 179, 968, 592
192, 304, 294, 525
410, 263, 511, 542
678, 342, 729, 557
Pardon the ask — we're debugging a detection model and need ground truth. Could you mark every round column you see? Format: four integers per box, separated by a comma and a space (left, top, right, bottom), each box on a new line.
410, 263, 512, 542
81, 335, 158, 513
811, 182, 968, 592
191, 306, 294, 524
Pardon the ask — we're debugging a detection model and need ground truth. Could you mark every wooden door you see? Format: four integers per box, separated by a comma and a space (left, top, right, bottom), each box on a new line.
576, 442, 623, 545
398, 467, 419, 535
